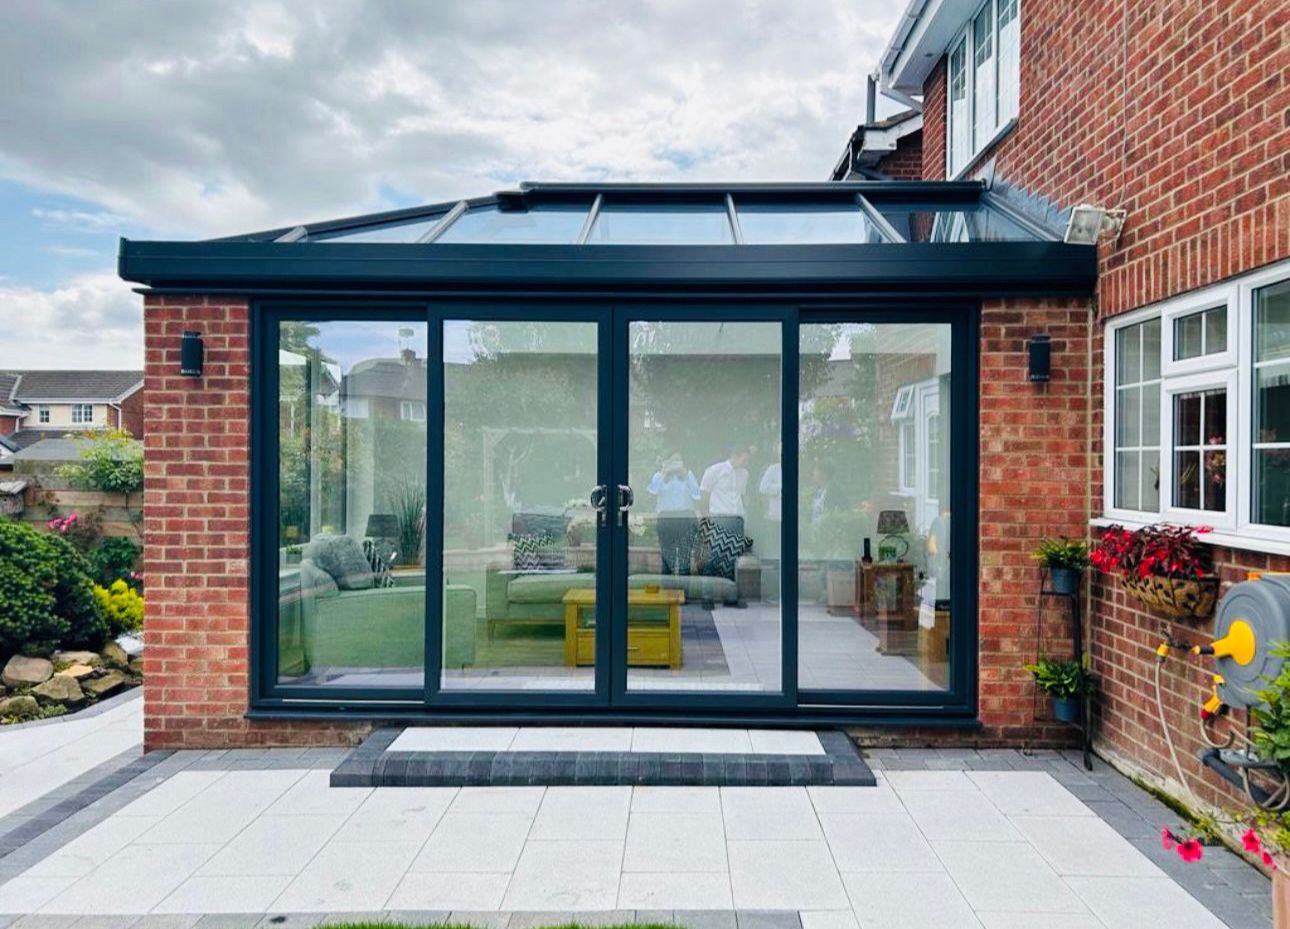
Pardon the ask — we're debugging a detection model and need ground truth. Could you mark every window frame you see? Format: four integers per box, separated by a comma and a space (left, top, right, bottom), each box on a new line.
945, 0, 1021, 178
71, 403, 93, 425
1104, 259, 1290, 546
37, 405, 50, 424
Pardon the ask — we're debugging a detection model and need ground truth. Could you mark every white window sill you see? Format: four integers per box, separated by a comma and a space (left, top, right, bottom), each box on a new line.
1090, 516, 1290, 559
949, 118, 1019, 181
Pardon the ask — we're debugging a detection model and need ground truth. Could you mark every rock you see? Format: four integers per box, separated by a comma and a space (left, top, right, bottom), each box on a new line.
101, 641, 129, 670
115, 634, 144, 658
52, 650, 103, 668
128, 657, 143, 676
57, 663, 96, 680
32, 675, 85, 708
2, 655, 53, 688
83, 670, 127, 699
0, 694, 40, 721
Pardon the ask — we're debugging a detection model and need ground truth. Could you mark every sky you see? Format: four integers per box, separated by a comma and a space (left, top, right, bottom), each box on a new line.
0, 0, 906, 370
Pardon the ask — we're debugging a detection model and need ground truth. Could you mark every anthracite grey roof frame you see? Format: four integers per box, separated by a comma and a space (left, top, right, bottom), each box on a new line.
118, 180, 1097, 295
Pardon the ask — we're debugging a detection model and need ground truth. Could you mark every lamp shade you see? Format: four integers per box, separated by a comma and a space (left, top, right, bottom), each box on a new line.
876, 510, 909, 535
365, 514, 399, 538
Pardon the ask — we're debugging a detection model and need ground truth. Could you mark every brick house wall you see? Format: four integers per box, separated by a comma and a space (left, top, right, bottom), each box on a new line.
0, 414, 18, 437
142, 294, 367, 749
114, 387, 145, 437
913, 0, 1290, 802
873, 130, 924, 180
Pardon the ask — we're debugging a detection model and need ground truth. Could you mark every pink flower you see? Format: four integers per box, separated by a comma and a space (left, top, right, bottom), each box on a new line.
1161, 828, 1177, 851
1177, 839, 1204, 863
1263, 851, 1277, 870
1242, 829, 1262, 853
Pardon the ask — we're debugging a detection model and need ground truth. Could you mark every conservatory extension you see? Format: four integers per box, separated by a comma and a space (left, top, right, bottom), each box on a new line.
119, 181, 1097, 726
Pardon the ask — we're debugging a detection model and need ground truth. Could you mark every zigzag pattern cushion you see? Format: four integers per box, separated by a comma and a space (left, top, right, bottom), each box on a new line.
699, 519, 752, 581
511, 529, 567, 571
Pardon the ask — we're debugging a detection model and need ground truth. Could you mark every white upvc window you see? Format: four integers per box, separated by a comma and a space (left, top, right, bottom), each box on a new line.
37, 405, 50, 424
1105, 259, 1290, 547
71, 403, 93, 425
945, 0, 1021, 177
400, 400, 426, 422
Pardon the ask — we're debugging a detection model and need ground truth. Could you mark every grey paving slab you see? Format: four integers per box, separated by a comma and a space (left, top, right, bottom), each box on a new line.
734, 912, 802, 929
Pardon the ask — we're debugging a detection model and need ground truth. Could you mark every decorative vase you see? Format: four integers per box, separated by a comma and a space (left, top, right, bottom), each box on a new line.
1052, 695, 1081, 723
1121, 574, 1220, 620
1050, 567, 1081, 596
1275, 867, 1290, 929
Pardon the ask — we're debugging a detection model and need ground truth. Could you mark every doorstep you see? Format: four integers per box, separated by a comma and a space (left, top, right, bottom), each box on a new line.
330, 726, 876, 787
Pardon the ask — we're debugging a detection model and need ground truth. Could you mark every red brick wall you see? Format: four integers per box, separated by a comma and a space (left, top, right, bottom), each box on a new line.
0, 414, 18, 437
913, 0, 1290, 799
116, 387, 145, 438
851, 296, 1090, 747
142, 294, 367, 749
875, 130, 924, 180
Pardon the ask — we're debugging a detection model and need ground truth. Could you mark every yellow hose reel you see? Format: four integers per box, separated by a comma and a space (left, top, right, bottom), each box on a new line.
1196, 573, 1290, 711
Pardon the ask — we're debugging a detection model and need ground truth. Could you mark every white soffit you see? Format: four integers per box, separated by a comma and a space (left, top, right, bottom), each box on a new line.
881, 0, 981, 95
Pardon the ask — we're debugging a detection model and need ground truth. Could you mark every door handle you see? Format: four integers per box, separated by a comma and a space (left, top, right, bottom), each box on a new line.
589, 484, 609, 527
616, 484, 635, 527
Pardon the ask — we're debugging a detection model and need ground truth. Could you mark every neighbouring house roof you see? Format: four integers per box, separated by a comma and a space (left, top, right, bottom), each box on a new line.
4, 430, 58, 451
10, 435, 141, 462
2, 369, 143, 403
118, 180, 1097, 295
0, 373, 24, 416
0, 435, 17, 453
831, 109, 924, 180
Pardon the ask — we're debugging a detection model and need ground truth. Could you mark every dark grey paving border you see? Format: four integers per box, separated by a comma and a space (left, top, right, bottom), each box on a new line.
0, 748, 170, 862
330, 727, 875, 787
0, 687, 141, 732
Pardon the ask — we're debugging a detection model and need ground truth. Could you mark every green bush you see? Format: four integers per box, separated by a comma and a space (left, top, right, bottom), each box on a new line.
1032, 536, 1091, 571
89, 536, 142, 590
0, 521, 108, 656
93, 579, 144, 635
1023, 656, 1092, 698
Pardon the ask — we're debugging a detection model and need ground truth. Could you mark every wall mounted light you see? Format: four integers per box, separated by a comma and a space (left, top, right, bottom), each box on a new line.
1063, 204, 1127, 245
180, 330, 204, 377
1028, 334, 1052, 382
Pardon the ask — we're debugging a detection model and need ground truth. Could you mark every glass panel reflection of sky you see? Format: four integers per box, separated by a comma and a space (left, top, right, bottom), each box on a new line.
436, 205, 588, 244
736, 203, 883, 244
587, 203, 733, 245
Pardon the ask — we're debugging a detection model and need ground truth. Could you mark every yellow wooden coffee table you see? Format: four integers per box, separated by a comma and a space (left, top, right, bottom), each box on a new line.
563, 587, 685, 668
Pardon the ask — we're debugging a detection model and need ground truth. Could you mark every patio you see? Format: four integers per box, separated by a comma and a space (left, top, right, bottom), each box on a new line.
0, 737, 1269, 928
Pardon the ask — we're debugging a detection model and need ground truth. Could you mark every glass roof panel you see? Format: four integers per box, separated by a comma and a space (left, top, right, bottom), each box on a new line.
874, 201, 1037, 242
586, 203, 733, 245
436, 204, 588, 244
736, 201, 885, 244
312, 216, 445, 243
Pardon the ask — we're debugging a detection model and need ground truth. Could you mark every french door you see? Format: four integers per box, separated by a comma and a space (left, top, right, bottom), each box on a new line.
428, 302, 794, 709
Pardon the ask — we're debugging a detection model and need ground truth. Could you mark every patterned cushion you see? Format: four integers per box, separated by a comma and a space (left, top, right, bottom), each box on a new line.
302, 533, 374, 590
511, 529, 568, 572
698, 519, 752, 581
362, 539, 396, 589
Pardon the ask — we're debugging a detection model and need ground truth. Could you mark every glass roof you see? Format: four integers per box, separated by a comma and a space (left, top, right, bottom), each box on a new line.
243, 182, 1055, 247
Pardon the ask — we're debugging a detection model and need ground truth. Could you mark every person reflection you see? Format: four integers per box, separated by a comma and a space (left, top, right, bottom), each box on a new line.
700, 445, 751, 535
647, 451, 700, 576
758, 441, 782, 561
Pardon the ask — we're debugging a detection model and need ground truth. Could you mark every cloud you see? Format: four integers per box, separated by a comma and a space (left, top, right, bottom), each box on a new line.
0, 273, 142, 368
32, 208, 129, 233
0, 1, 904, 239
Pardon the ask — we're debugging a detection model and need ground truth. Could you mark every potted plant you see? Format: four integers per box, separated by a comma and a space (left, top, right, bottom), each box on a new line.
1033, 537, 1090, 596
1023, 656, 1091, 723
1090, 523, 1219, 620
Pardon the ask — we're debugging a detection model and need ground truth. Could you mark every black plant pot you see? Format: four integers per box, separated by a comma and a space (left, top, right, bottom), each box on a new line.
1052, 695, 1081, 723
1050, 567, 1081, 596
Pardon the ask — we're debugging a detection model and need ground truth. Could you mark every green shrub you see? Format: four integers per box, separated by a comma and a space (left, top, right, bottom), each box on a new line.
93, 579, 144, 635
1252, 643, 1290, 774
89, 537, 142, 590
0, 521, 108, 656
1022, 656, 1092, 698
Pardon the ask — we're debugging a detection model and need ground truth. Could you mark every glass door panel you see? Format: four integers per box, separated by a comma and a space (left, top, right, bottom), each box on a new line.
623, 320, 783, 694
440, 319, 603, 693
797, 321, 954, 693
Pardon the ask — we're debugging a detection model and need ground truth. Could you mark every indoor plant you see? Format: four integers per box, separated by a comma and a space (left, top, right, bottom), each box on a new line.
1023, 656, 1091, 723
1033, 537, 1090, 596
1090, 523, 1219, 620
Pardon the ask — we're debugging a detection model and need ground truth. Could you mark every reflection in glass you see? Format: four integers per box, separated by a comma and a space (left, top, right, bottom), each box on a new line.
875, 202, 1035, 242
736, 203, 883, 244
1174, 306, 1226, 360
1254, 280, 1290, 526
587, 204, 733, 245
441, 320, 599, 691
314, 218, 444, 243
1113, 319, 1161, 511
436, 205, 588, 244
798, 323, 953, 692
626, 321, 782, 693
276, 320, 428, 688
1172, 389, 1226, 512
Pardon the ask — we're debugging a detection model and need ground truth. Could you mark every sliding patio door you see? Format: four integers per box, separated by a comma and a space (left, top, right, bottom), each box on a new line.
612, 310, 793, 706
432, 308, 613, 703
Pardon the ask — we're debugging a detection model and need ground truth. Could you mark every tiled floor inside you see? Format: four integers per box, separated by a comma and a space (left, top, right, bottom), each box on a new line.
0, 750, 1261, 928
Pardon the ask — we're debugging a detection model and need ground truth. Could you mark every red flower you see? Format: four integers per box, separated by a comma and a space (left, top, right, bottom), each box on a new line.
1263, 851, 1277, 870
1177, 839, 1204, 863
1161, 827, 1177, 851
1243, 829, 1262, 853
